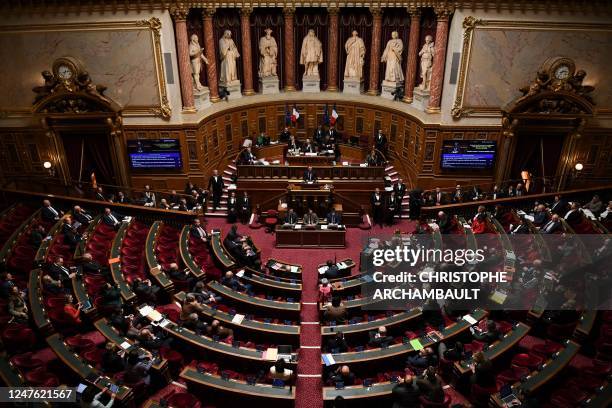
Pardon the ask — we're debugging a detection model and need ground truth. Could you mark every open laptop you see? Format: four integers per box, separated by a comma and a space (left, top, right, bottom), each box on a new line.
277, 345, 292, 361
499, 384, 521, 407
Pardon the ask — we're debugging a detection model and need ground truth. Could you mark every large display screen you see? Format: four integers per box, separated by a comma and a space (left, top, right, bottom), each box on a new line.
441, 140, 496, 170
127, 139, 182, 169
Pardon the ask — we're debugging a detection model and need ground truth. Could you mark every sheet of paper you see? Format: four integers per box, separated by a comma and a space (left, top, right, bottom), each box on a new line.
294, 224, 302, 230
232, 314, 245, 324
463, 314, 478, 325
120, 341, 131, 350
264, 347, 278, 361
148, 310, 163, 322
290, 266, 299, 273
138, 305, 153, 317
318, 266, 328, 274
491, 291, 507, 305
320, 225, 328, 230
322, 354, 336, 366
342, 161, 349, 166
410, 338, 424, 351
236, 270, 245, 278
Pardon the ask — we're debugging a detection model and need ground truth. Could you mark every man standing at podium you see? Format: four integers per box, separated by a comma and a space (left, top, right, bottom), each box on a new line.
304, 208, 319, 225
208, 169, 225, 212
303, 166, 317, 183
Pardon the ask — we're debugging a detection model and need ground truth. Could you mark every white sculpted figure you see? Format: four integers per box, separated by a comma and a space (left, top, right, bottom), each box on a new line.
300, 29, 323, 77
381, 31, 404, 83
219, 30, 240, 85
189, 34, 209, 90
344, 30, 366, 80
258, 28, 278, 78
418, 35, 434, 91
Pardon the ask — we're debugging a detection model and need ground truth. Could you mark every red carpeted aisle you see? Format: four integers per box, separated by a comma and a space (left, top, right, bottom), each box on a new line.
206, 218, 416, 407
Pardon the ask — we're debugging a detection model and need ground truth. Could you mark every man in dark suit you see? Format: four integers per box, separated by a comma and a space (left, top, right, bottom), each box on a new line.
73, 205, 93, 227
533, 204, 549, 227
541, 214, 561, 234
326, 208, 342, 225
190, 218, 208, 242
303, 208, 319, 225
95, 187, 106, 201
227, 191, 238, 223
41, 200, 62, 222
239, 147, 256, 165
386, 191, 399, 225
313, 125, 325, 146
394, 179, 407, 201
208, 169, 225, 212
452, 185, 464, 203
303, 166, 317, 183
433, 187, 447, 206
302, 138, 317, 154
47, 256, 76, 287
392, 375, 421, 408
550, 195, 568, 215
115, 191, 132, 204
239, 191, 251, 224
323, 260, 340, 280
511, 218, 530, 234
437, 211, 453, 234
288, 135, 300, 152
326, 331, 348, 353
408, 190, 422, 220
328, 126, 339, 143
374, 129, 387, 156
489, 185, 505, 200
284, 208, 298, 225
564, 202, 583, 226
61, 217, 81, 250
102, 208, 122, 230
366, 147, 382, 166
371, 188, 384, 227
279, 127, 292, 142
469, 185, 483, 201
472, 320, 501, 344
30, 224, 46, 249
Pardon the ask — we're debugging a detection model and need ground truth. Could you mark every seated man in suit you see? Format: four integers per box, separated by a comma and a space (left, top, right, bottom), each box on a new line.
436, 211, 454, 234
550, 195, 568, 215
47, 256, 76, 287
327, 365, 356, 386
302, 138, 317, 154
102, 207, 123, 230
30, 224, 46, 249
323, 296, 347, 323
326, 331, 349, 353
284, 208, 299, 225
42, 274, 64, 295
303, 208, 319, 226
303, 166, 317, 183
583, 194, 604, 216
541, 214, 562, 234
488, 185, 505, 200
73, 205, 93, 227
287, 135, 300, 152
279, 127, 292, 142
239, 146, 257, 165
142, 185, 156, 207
132, 277, 160, 303
564, 202, 583, 226
206, 319, 233, 341
115, 191, 132, 204
471, 319, 500, 344
433, 187, 447, 206
165, 263, 196, 288
511, 217, 530, 234
41, 199, 63, 223
239, 191, 251, 224
533, 204, 549, 227
323, 260, 340, 280
256, 131, 270, 147
190, 218, 208, 242
77, 252, 110, 279
326, 208, 342, 225
95, 187, 106, 201
368, 326, 393, 347
407, 347, 438, 371
221, 271, 249, 292
392, 374, 421, 408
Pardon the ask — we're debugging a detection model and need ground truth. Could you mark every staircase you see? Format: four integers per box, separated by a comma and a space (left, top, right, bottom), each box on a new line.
385, 164, 410, 219
205, 163, 236, 217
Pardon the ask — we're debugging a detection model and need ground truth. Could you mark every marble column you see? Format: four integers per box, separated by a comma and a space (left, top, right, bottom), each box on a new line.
403, 7, 421, 103
426, 6, 453, 113
283, 7, 296, 91
240, 8, 255, 96
366, 7, 383, 95
202, 8, 220, 102
326, 7, 340, 92
171, 7, 195, 112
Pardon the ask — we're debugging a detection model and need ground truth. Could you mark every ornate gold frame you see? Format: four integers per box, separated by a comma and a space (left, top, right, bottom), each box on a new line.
0, 18, 171, 120
451, 18, 612, 120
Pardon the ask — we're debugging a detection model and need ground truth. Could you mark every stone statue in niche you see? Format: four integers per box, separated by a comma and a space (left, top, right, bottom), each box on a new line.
258, 28, 278, 78
189, 34, 209, 90
300, 29, 323, 78
381, 31, 404, 83
219, 30, 240, 86
344, 30, 366, 80
418, 35, 434, 91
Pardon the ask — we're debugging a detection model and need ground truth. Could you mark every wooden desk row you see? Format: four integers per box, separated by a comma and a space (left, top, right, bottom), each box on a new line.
240, 269, 302, 293
145, 221, 174, 293
180, 225, 205, 279
321, 309, 420, 336
174, 292, 300, 336
109, 221, 137, 303
237, 164, 384, 180
29, 268, 52, 334
327, 310, 488, 365
210, 231, 236, 269
275, 226, 346, 248
208, 281, 300, 313
72, 215, 102, 317
35, 214, 66, 263
266, 258, 303, 280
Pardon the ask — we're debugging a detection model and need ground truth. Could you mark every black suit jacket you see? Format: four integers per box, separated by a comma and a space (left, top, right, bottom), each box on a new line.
303, 170, 317, 182
239, 197, 251, 212
550, 199, 568, 215
102, 213, 121, 227
565, 210, 582, 225
302, 143, 316, 153
371, 193, 383, 209
279, 130, 291, 142
392, 381, 421, 408
437, 216, 453, 233
208, 176, 225, 194
74, 211, 93, 226
285, 212, 298, 224
394, 183, 407, 197
42, 206, 60, 221
326, 212, 342, 224
190, 225, 207, 240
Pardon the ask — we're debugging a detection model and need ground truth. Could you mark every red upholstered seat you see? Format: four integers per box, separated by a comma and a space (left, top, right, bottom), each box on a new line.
2, 325, 36, 350
66, 335, 95, 351
511, 353, 543, 370
531, 340, 562, 357
10, 353, 44, 370
167, 392, 201, 408
470, 383, 497, 406
24, 366, 60, 387
83, 348, 105, 365
264, 210, 278, 232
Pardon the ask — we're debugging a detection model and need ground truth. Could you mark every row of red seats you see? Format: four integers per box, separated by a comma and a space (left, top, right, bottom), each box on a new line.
0, 205, 34, 248
120, 221, 149, 284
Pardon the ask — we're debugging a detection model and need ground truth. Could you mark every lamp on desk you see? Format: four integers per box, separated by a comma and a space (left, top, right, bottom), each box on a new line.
43, 160, 56, 177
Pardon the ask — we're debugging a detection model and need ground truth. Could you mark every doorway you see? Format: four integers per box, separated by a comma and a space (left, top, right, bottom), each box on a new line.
510, 131, 567, 191
59, 131, 115, 186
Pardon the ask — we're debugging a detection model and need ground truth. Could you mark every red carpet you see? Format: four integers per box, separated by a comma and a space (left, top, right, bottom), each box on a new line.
205, 218, 416, 406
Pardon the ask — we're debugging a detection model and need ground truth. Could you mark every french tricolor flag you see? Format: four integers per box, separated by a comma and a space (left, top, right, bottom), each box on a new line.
330, 104, 339, 125
291, 104, 300, 124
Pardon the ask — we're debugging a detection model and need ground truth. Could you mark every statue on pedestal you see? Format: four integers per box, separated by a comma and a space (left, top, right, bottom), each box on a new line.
219, 30, 240, 85
189, 34, 208, 90
258, 28, 278, 78
418, 35, 434, 91
381, 31, 404, 83
300, 29, 323, 77
344, 30, 366, 80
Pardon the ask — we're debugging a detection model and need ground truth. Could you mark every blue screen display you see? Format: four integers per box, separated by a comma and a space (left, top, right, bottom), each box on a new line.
441, 140, 496, 169
127, 139, 183, 169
